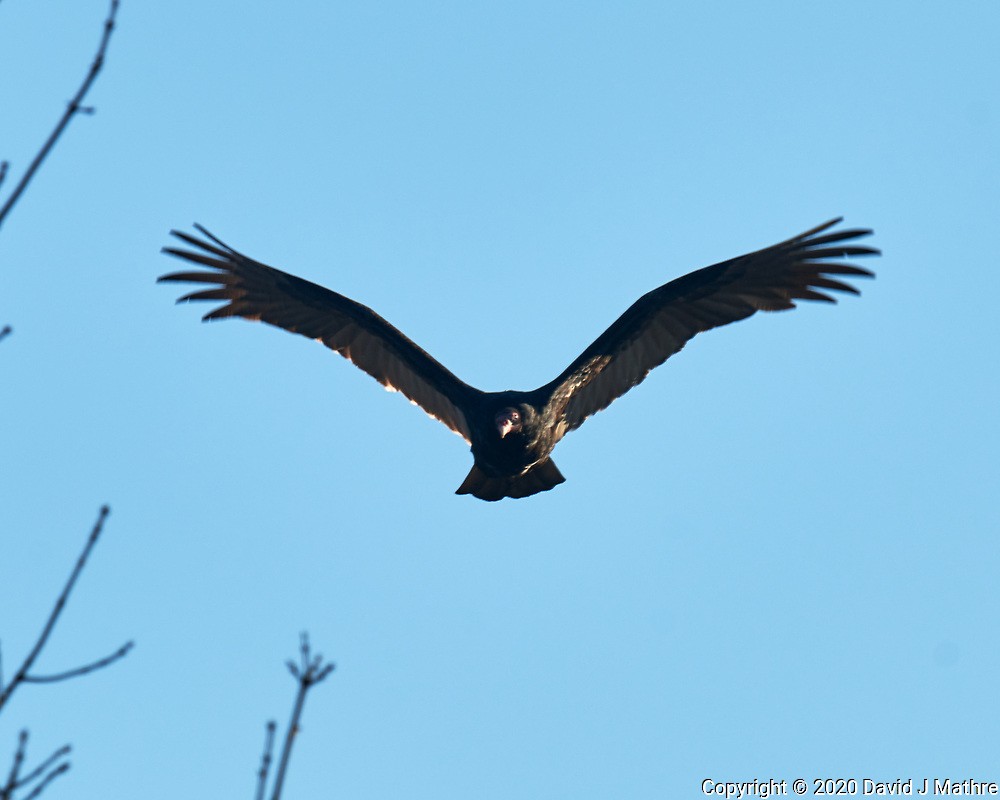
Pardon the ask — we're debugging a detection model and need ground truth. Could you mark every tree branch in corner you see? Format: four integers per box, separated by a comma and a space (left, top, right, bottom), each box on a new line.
0, 0, 121, 232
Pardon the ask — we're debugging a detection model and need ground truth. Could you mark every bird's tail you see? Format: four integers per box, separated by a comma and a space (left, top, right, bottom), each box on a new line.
455, 459, 566, 502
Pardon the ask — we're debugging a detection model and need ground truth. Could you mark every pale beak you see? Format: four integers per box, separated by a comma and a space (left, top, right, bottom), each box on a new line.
498, 417, 515, 438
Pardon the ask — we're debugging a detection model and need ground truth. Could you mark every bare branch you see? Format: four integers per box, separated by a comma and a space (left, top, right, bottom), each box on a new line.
254, 721, 276, 800
22, 640, 134, 684
12, 744, 70, 792
267, 633, 335, 800
2, 731, 27, 798
0, 506, 126, 712
270, 688, 305, 800
1, 732, 70, 800
19, 762, 69, 800
0, 0, 121, 233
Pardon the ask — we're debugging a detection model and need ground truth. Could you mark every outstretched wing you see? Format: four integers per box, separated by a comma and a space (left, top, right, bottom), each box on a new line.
541, 218, 877, 436
159, 226, 480, 442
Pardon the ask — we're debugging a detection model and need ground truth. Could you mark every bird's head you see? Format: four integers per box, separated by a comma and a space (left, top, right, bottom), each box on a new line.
495, 407, 524, 439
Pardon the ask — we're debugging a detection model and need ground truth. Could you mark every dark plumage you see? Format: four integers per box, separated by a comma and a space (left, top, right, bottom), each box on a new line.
159, 218, 877, 501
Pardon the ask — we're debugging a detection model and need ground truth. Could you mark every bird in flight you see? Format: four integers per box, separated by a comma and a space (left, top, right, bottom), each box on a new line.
160, 219, 876, 501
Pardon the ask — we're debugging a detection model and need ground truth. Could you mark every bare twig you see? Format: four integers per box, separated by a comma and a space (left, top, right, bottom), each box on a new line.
1, 731, 70, 800
22, 641, 134, 684
0, 506, 131, 713
2, 731, 27, 798
258, 633, 335, 800
19, 762, 69, 800
254, 721, 276, 800
0, 0, 121, 233
10, 744, 69, 793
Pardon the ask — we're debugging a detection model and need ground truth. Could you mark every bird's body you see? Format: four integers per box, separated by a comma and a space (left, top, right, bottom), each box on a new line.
456, 394, 566, 501
160, 219, 876, 500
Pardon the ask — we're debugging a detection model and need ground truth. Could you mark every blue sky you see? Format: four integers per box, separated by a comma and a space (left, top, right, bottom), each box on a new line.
2, 1, 998, 797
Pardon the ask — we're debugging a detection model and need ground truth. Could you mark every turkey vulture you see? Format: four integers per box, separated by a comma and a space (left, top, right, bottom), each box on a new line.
160, 218, 876, 501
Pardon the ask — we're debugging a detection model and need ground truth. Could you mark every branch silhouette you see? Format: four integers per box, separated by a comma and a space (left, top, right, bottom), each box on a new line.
0, 731, 70, 800
0, 0, 120, 233
254, 722, 276, 800
21, 641, 134, 685
0, 506, 133, 712
254, 634, 335, 800
1, 6, 127, 797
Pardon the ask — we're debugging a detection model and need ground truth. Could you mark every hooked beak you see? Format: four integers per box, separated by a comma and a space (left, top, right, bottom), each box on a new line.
495, 408, 521, 439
